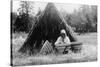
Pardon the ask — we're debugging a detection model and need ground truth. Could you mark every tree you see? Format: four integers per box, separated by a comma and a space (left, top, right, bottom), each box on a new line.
18, 1, 34, 15
15, 1, 34, 32
68, 5, 97, 33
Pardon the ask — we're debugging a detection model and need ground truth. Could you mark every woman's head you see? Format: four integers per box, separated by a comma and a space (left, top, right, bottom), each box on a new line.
60, 29, 66, 38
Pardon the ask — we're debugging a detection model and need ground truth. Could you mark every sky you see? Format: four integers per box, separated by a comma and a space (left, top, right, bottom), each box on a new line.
12, 1, 81, 15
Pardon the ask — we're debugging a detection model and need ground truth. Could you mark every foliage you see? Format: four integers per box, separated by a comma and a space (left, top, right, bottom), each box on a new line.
13, 1, 35, 33
64, 5, 97, 33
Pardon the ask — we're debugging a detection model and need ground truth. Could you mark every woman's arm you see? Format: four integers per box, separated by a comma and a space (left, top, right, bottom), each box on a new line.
55, 37, 63, 46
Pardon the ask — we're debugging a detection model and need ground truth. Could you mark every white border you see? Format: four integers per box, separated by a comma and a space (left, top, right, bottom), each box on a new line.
0, 0, 99, 67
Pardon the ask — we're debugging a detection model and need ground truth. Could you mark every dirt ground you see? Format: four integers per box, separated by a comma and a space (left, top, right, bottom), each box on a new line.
11, 33, 97, 66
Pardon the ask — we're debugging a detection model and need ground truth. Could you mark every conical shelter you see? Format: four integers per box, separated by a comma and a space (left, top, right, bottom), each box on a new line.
18, 3, 77, 54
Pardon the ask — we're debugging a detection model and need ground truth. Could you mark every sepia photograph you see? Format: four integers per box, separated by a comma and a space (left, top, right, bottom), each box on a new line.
11, 0, 97, 66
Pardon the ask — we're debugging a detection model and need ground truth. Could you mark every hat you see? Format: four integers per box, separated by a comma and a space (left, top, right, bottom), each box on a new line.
61, 29, 66, 34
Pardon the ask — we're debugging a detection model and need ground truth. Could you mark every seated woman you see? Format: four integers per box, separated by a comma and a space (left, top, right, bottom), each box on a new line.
54, 29, 71, 53
55, 29, 71, 47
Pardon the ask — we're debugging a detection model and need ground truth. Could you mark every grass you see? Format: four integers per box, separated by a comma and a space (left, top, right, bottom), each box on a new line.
11, 33, 97, 66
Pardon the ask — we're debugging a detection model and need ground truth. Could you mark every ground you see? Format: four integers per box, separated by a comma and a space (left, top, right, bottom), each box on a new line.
11, 33, 97, 66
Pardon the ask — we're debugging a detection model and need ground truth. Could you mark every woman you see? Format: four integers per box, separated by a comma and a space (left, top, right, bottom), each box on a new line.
55, 29, 71, 53
55, 29, 71, 46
